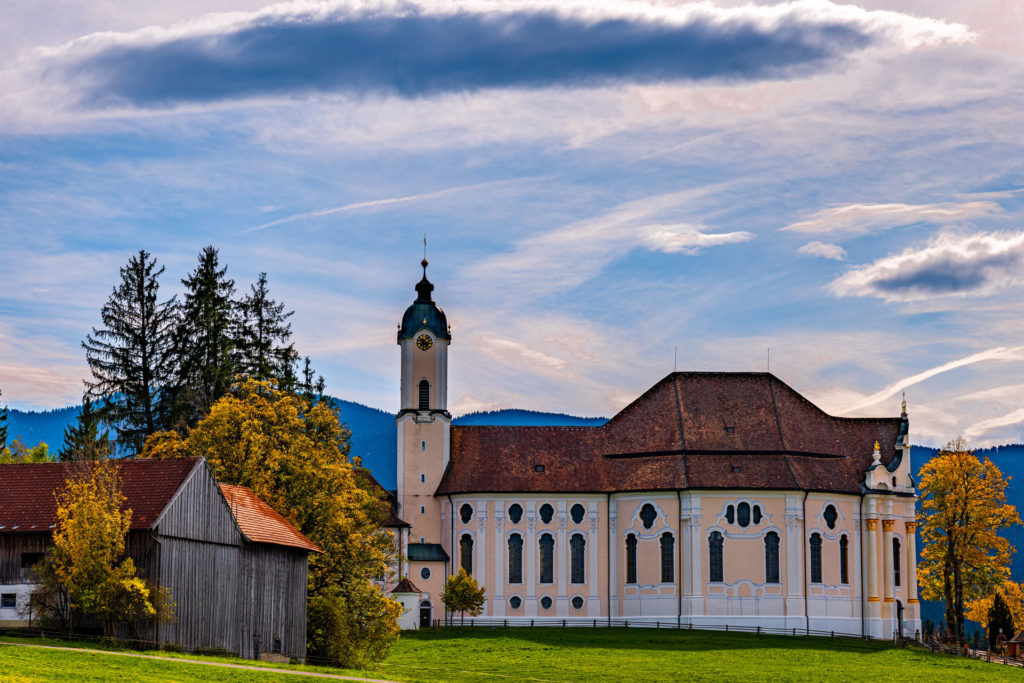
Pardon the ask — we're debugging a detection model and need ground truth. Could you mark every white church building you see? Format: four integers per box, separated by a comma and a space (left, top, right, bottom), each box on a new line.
389, 260, 919, 639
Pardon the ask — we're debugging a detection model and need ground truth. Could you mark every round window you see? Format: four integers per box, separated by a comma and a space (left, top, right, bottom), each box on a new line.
640, 503, 657, 529
570, 504, 586, 524
460, 503, 473, 524
420, 567, 431, 580
508, 503, 523, 524
540, 596, 553, 609
539, 504, 554, 524
571, 596, 584, 610
509, 596, 522, 609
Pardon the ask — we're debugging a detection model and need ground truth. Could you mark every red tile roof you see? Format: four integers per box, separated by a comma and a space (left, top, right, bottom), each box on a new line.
356, 469, 410, 528
0, 458, 199, 532
219, 484, 321, 553
392, 577, 422, 593
439, 372, 904, 495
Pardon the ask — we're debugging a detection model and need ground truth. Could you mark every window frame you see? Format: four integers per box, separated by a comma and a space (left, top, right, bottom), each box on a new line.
660, 532, 675, 583
418, 379, 430, 410
709, 531, 724, 583
570, 533, 586, 584
625, 533, 638, 584
539, 533, 555, 584
840, 534, 849, 584
508, 533, 524, 584
460, 533, 474, 575
809, 533, 822, 584
764, 531, 780, 584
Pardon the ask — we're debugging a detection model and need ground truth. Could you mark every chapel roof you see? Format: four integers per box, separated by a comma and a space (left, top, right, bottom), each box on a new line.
438, 372, 904, 495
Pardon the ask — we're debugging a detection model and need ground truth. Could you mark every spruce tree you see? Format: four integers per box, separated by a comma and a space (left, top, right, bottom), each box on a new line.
235, 272, 295, 382
0, 387, 8, 452
58, 398, 111, 461
83, 250, 177, 455
988, 590, 1015, 650
172, 246, 236, 427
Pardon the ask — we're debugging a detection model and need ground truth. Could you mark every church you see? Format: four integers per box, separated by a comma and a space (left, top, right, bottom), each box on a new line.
389, 260, 919, 639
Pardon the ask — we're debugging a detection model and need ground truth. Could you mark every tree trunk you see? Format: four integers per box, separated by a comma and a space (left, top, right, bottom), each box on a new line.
954, 559, 965, 646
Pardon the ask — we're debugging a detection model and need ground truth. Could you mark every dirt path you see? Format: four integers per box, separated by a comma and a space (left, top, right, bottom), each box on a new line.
0, 640, 400, 682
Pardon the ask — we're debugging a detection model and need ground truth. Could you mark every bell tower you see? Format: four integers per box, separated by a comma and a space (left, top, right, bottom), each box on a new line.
396, 258, 451, 597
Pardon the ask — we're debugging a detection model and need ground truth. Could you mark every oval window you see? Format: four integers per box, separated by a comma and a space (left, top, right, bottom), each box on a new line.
540, 596, 553, 609
460, 504, 473, 524
640, 504, 657, 529
508, 503, 523, 524
509, 596, 522, 609
570, 504, 586, 524
725, 505, 735, 524
752, 505, 762, 524
824, 505, 838, 530
420, 567, 431, 580
737, 502, 751, 527
572, 596, 584, 610
539, 504, 554, 524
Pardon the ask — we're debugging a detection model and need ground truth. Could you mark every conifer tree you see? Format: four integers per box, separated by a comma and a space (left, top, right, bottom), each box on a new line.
172, 246, 236, 427
0, 387, 8, 452
58, 398, 111, 461
83, 250, 177, 455
988, 591, 1015, 651
235, 272, 295, 382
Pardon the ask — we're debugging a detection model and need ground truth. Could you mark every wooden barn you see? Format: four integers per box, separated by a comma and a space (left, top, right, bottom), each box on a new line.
0, 458, 319, 661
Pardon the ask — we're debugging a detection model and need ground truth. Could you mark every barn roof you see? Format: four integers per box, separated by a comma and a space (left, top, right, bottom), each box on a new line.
439, 372, 904, 495
219, 484, 321, 553
0, 458, 199, 532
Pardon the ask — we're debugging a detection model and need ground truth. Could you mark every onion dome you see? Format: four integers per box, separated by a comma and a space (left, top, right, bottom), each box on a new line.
398, 259, 451, 342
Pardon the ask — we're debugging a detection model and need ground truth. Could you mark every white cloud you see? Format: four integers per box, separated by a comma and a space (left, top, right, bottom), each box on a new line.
780, 201, 1002, 235
797, 240, 847, 260
964, 407, 1024, 442
828, 230, 1024, 302
642, 223, 754, 254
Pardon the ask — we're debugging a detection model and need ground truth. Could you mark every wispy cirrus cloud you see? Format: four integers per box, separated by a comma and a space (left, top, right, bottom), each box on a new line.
798, 240, 846, 260
829, 230, 1024, 302
28, 0, 972, 110
780, 201, 1002, 236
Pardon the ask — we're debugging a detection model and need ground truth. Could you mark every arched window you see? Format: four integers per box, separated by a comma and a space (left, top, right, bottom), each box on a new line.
570, 504, 586, 524
460, 504, 473, 524
893, 538, 901, 587
725, 505, 735, 524
764, 531, 780, 583
737, 502, 751, 527
539, 504, 554, 524
660, 532, 675, 583
570, 534, 586, 584
508, 533, 523, 584
460, 534, 473, 575
640, 504, 657, 529
508, 504, 523, 524
418, 379, 430, 410
709, 531, 724, 582
809, 533, 822, 584
625, 534, 638, 584
840, 534, 849, 584
539, 533, 554, 584
824, 505, 838, 530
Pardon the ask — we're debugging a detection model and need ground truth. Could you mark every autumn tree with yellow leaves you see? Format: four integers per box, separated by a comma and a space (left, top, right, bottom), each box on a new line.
29, 461, 171, 637
142, 378, 400, 666
918, 437, 1020, 646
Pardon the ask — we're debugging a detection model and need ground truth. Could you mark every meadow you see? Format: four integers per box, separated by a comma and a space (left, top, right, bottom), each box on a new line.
3, 627, 1022, 682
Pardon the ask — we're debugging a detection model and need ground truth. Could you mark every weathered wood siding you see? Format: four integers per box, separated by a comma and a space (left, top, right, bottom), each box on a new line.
0, 533, 48, 583
154, 463, 242, 546
238, 545, 309, 659
156, 536, 243, 653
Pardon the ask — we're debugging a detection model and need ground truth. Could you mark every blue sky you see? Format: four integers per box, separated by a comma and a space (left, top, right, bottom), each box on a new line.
1, 0, 1022, 447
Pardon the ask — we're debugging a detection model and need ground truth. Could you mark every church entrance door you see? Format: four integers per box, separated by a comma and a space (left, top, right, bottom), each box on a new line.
419, 600, 432, 628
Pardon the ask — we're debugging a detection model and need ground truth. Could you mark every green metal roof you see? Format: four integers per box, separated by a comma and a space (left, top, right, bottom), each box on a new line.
408, 542, 449, 562
398, 260, 450, 342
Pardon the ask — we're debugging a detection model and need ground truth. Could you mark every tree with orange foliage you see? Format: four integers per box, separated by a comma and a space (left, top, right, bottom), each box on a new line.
918, 437, 1020, 646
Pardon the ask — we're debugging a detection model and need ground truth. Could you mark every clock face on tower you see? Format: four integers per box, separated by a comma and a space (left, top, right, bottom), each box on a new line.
416, 334, 433, 351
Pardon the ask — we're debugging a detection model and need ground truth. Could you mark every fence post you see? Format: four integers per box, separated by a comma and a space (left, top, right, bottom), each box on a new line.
831, 631, 834, 639
625, 620, 628, 628
530, 619, 534, 628
757, 626, 760, 635
725, 624, 729, 633
562, 619, 566, 628
656, 621, 660, 630
793, 628, 796, 637
689, 623, 693, 631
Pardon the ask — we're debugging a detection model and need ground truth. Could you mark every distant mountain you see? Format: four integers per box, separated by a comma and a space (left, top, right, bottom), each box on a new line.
454, 409, 607, 427
6, 406, 79, 452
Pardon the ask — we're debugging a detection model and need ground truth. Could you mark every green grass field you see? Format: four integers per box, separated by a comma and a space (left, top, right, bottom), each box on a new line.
2, 628, 1020, 682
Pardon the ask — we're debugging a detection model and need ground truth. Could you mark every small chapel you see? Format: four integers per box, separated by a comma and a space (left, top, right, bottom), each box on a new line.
389, 260, 919, 639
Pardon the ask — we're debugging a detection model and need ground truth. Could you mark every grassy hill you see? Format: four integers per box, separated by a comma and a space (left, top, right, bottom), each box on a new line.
2, 628, 1020, 682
